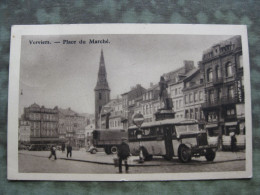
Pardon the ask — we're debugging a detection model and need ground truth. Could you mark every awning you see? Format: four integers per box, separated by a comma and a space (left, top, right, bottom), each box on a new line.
225, 121, 238, 126
205, 124, 218, 128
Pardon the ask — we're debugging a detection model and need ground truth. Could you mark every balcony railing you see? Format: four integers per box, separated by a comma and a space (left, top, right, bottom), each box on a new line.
202, 95, 238, 108
213, 77, 223, 85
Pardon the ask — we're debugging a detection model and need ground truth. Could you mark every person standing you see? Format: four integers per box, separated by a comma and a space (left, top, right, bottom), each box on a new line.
48, 145, 57, 160
67, 144, 72, 158
231, 132, 237, 152
61, 143, 65, 153
117, 138, 130, 173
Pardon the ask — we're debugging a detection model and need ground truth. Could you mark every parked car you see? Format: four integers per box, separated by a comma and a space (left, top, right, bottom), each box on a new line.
87, 145, 104, 154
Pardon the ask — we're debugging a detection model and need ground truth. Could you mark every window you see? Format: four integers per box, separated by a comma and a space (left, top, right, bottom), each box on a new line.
185, 110, 189, 119
189, 93, 193, 103
226, 62, 232, 77
99, 92, 102, 100
195, 108, 199, 120
175, 88, 178, 95
179, 100, 182, 108
209, 90, 214, 103
194, 92, 198, 102
227, 108, 235, 116
185, 95, 189, 104
217, 88, 222, 101
239, 55, 243, 68
190, 109, 194, 119
199, 91, 203, 101
216, 65, 221, 79
228, 85, 234, 99
207, 68, 213, 82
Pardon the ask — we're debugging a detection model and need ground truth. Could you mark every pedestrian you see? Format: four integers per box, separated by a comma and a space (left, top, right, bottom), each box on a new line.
117, 137, 130, 173
230, 132, 237, 152
48, 145, 57, 160
61, 143, 65, 153
67, 144, 72, 158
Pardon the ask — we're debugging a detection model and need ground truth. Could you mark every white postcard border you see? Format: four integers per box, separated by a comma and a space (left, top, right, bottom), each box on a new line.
8, 24, 252, 181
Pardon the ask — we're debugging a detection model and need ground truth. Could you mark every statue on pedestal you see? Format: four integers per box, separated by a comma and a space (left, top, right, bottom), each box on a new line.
159, 76, 172, 110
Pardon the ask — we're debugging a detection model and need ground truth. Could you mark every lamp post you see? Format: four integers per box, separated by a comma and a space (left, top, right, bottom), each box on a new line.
132, 113, 145, 163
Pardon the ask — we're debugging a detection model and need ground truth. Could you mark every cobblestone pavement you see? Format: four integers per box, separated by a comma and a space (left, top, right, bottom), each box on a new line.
19, 150, 245, 173
19, 150, 245, 165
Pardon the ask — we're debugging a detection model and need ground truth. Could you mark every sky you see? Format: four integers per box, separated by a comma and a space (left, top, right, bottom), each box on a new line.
19, 34, 233, 115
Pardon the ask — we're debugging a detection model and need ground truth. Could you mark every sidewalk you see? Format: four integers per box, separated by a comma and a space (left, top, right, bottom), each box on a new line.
19, 150, 245, 166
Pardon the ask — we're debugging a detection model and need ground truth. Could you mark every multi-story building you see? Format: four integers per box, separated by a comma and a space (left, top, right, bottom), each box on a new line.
58, 107, 88, 146
200, 36, 244, 141
94, 49, 110, 128
18, 120, 30, 143
121, 84, 146, 129
136, 83, 161, 122
165, 61, 196, 118
99, 98, 123, 129
182, 68, 205, 126
23, 103, 59, 143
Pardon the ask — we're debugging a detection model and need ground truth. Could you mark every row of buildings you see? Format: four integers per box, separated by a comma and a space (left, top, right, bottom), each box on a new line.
19, 103, 95, 148
94, 36, 245, 147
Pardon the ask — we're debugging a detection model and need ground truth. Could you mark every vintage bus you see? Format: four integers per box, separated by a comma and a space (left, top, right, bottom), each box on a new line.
92, 129, 127, 154
128, 118, 217, 163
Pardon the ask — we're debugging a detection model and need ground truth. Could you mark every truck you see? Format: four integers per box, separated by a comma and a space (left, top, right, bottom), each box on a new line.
92, 129, 128, 154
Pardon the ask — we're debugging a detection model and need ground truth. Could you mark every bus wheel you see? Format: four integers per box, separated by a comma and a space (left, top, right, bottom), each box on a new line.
110, 146, 118, 154
205, 148, 216, 161
105, 147, 111, 155
178, 145, 191, 163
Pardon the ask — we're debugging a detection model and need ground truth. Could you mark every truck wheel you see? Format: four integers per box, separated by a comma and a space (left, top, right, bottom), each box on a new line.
178, 145, 191, 163
105, 147, 111, 155
110, 146, 118, 154
205, 148, 216, 161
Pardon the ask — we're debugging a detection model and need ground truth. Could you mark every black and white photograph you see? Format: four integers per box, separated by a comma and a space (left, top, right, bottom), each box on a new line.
8, 24, 252, 181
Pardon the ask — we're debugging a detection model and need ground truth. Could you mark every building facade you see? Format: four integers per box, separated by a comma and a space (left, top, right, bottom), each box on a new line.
200, 36, 245, 143
23, 103, 59, 143
121, 84, 146, 129
182, 68, 205, 125
94, 49, 110, 128
58, 107, 88, 147
136, 83, 161, 122
18, 120, 30, 143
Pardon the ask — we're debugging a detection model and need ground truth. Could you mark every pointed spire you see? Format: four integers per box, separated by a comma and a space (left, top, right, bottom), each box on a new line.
95, 49, 110, 91
100, 49, 105, 66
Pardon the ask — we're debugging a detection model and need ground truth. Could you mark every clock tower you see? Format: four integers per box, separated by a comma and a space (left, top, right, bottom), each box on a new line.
94, 49, 110, 128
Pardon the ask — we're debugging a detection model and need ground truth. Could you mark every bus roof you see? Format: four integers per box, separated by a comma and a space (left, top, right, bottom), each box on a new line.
93, 128, 126, 132
128, 118, 198, 129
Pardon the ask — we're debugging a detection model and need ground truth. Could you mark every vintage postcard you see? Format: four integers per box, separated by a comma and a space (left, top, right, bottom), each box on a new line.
8, 24, 252, 181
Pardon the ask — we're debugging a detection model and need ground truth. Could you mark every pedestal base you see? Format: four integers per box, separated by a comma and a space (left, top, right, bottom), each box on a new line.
155, 109, 175, 121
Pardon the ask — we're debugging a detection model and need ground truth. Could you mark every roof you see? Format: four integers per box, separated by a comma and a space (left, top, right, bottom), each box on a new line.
121, 85, 146, 100
128, 119, 198, 129
203, 35, 242, 56
59, 108, 78, 116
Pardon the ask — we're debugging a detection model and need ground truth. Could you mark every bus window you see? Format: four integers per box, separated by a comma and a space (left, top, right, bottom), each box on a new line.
142, 128, 151, 136
156, 127, 163, 136
175, 124, 199, 134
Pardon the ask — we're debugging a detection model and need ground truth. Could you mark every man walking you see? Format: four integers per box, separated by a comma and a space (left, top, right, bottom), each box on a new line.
67, 144, 72, 158
48, 145, 57, 160
117, 137, 130, 173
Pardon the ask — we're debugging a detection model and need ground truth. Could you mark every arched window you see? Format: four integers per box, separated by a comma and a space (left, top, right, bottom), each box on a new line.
226, 62, 232, 77
207, 68, 213, 82
215, 65, 221, 79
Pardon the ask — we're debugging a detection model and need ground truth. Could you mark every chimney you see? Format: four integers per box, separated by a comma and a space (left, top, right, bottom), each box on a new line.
184, 60, 195, 73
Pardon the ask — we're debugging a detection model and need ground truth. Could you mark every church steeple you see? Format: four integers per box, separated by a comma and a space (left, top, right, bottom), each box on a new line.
95, 49, 110, 91
94, 49, 111, 128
